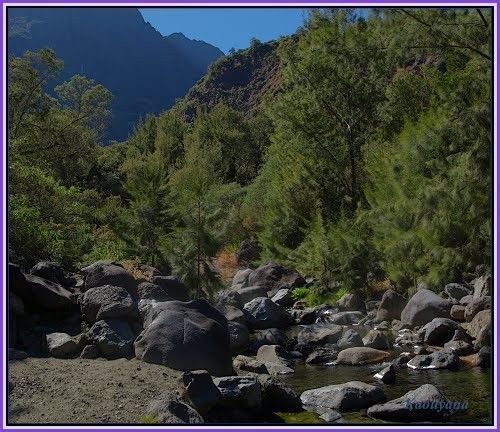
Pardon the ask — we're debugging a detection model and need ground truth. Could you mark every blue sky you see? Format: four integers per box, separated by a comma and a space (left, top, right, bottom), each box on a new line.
139, 8, 309, 53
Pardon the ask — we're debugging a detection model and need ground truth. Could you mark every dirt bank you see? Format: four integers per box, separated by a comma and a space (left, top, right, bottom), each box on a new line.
8, 357, 181, 424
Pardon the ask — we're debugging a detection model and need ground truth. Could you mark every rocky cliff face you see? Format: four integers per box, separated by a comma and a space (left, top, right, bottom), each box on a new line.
8, 7, 224, 141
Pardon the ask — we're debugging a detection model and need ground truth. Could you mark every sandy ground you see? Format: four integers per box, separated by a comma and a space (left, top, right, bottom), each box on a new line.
8, 357, 181, 425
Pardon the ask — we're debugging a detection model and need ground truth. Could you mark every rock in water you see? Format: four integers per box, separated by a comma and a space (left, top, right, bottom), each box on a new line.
243, 297, 293, 330
134, 299, 232, 376
146, 391, 203, 423
376, 289, 407, 322
257, 374, 302, 412
367, 384, 456, 421
81, 285, 136, 324
89, 319, 134, 359
421, 318, 459, 346
373, 364, 396, 384
337, 328, 363, 349
407, 349, 459, 370
336, 347, 390, 365
400, 289, 452, 328
301, 381, 386, 411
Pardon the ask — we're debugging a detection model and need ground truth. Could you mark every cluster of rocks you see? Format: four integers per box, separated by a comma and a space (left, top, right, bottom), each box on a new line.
8, 258, 492, 423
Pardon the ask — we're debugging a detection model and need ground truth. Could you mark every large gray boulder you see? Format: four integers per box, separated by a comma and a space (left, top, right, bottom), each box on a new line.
88, 319, 134, 359
250, 328, 289, 352
336, 347, 390, 365
213, 376, 262, 410
421, 318, 459, 346
134, 299, 232, 376
301, 381, 386, 412
363, 330, 391, 350
400, 289, 452, 328
444, 283, 471, 302
215, 290, 243, 309
243, 297, 293, 330
80, 285, 136, 324
367, 384, 456, 421
376, 289, 406, 322
46, 332, 78, 358
231, 268, 253, 290
337, 292, 365, 312
136, 282, 172, 302
151, 276, 189, 302
216, 304, 246, 326
146, 391, 203, 423
468, 309, 491, 340
297, 324, 343, 346
84, 263, 137, 297
271, 288, 294, 308
247, 262, 305, 296
256, 344, 294, 368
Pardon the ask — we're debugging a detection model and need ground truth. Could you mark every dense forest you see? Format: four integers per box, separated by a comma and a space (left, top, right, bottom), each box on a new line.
9, 8, 492, 305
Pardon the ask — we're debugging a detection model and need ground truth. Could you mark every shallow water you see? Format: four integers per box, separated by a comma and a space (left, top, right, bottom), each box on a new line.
278, 360, 492, 425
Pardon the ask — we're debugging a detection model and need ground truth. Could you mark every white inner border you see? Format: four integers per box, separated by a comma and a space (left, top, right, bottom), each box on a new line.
2, 2, 498, 430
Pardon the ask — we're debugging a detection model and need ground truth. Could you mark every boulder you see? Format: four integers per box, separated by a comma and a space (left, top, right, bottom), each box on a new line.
213, 376, 262, 410
337, 292, 365, 312
257, 374, 302, 412
301, 381, 386, 412
421, 318, 459, 346
249, 328, 289, 352
151, 276, 189, 302
216, 305, 246, 326
243, 297, 293, 330
181, 370, 221, 415
80, 344, 99, 359
400, 289, 452, 328
247, 262, 305, 296
460, 294, 473, 306
472, 274, 491, 299
376, 289, 406, 322
365, 300, 380, 313
363, 330, 391, 350
215, 290, 243, 309
134, 299, 232, 376
450, 305, 466, 321
306, 347, 338, 364
228, 321, 249, 354
367, 384, 455, 421
46, 332, 78, 358
80, 260, 121, 275
336, 347, 390, 365
146, 391, 203, 423
464, 296, 490, 321
326, 311, 364, 325
444, 283, 471, 302
291, 307, 317, 325
29, 261, 66, 285
233, 355, 268, 374
136, 282, 171, 302
85, 263, 137, 297
80, 285, 136, 324
297, 324, 343, 346
271, 288, 294, 308
21, 274, 74, 311
235, 286, 269, 305
89, 319, 134, 359
337, 328, 364, 350
373, 364, 396, 384
407, 349, 459, 370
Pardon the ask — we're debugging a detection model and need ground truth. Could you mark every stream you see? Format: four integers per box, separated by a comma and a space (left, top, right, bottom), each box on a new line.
275, 325, 492, 424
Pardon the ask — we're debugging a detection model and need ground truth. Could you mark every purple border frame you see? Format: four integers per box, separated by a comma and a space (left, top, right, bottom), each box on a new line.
0, 2, 497, 431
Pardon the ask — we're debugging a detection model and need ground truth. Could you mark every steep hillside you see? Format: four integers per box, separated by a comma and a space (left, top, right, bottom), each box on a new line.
8, 7, 223, 141
180, 40, 282, 119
